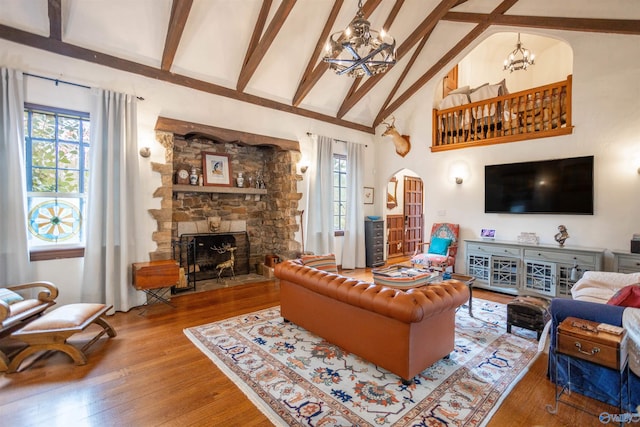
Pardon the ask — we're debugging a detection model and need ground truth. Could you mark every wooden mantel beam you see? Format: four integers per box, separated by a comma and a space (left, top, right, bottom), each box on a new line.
155, 117, 300, 152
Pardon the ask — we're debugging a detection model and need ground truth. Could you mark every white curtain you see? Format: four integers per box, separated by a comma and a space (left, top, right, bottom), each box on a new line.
305, 135, 334, 255
341, 141, 366, 269
0, 67, 31, 285
82, 89, 145, 312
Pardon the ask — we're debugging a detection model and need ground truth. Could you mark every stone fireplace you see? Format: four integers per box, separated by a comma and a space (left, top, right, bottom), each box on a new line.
147, 121, 302, 280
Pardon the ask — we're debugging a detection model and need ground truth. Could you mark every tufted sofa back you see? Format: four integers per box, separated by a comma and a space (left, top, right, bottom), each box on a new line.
274, 259, 469, 324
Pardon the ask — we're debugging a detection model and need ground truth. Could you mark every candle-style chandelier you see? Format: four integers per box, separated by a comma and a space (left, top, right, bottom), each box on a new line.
503, 33, 535, 72
323, 0, 396, 78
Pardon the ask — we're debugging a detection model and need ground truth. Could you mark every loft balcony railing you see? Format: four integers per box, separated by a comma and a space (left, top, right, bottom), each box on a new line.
432, 75, 573, 151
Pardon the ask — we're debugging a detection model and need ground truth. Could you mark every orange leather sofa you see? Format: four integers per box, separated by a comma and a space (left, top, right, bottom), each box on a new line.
274, 259, 469, 383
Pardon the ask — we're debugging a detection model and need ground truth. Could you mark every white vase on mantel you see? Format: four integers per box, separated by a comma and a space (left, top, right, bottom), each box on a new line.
236, 172, 244, 188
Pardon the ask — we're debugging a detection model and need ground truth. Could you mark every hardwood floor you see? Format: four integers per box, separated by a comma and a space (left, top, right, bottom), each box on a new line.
0, 267, 619, 426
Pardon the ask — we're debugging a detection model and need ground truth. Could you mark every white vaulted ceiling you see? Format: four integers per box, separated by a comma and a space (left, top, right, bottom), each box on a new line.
0, 0, 638, 133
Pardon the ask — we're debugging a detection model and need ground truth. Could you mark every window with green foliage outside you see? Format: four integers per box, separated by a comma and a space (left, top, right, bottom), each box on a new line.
333, 154, 347, 231
24, 104, 90, 248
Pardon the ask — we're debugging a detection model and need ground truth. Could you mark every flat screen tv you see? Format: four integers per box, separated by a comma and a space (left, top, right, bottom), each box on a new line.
485, 156, 594, 215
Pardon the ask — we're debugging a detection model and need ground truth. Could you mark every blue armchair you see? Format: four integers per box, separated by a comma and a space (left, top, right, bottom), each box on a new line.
548, 298, 639, 410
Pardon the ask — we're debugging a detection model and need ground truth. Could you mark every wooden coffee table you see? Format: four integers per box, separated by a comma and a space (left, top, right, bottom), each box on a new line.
372, 265, 440, 288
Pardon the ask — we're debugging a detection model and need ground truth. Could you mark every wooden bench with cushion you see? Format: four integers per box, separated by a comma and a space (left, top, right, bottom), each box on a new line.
7, 303, 116, 373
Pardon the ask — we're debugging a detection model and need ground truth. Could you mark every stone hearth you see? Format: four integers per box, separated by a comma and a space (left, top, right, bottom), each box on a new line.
147, 130, 302, 272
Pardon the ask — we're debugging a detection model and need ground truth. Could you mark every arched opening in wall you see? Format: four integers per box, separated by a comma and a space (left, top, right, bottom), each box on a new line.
385, 168, 423, 259
437, 32, 573, 104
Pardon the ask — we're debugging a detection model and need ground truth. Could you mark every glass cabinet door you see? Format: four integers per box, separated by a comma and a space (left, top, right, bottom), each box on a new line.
467, 253, 490, 283
524, 259, 556, 296
490, 256, 519, 289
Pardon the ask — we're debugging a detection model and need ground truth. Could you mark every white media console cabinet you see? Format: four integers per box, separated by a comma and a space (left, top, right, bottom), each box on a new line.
464, 239, 605, 298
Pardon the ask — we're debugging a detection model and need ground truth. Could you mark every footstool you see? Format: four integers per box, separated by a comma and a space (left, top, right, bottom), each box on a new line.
506, 295, 551, 340
7, 303, 116, 373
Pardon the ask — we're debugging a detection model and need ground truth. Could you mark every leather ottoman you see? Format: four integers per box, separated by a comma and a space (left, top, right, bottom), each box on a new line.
507, 295, 551, 340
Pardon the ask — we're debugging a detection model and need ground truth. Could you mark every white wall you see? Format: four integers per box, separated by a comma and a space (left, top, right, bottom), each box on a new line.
457, 32, 573, 96
375, 29, 640, 271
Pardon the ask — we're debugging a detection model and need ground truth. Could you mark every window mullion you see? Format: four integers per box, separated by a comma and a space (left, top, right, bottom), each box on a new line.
24, 105, 90, 256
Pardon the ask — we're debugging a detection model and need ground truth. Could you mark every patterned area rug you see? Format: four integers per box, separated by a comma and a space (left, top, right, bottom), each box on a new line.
184, 299, 540, 426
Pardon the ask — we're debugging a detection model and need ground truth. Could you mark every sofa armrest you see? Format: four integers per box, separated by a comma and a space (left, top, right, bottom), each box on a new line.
8, 281, 59, 303
1, 282, 58, 324
550, 298, 624, 326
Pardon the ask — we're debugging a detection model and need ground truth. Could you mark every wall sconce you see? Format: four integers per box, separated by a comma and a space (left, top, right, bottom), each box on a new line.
139, 147, 151, 158
298, 159, 310, 174
449, 160, 469, 186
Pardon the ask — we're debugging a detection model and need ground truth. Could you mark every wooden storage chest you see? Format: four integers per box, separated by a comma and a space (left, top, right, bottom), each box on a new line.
132, 260, 179, 290
557, 317, 628, 371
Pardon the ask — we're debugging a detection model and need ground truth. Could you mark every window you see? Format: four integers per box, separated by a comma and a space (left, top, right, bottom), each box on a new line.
333, 154, 347, 232
24, 104, 90, 254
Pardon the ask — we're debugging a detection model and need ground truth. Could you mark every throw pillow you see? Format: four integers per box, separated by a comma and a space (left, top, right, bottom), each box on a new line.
301, 254, 338, 273
448, 85, 470, 95
469, 83, 501, 103
0, 288, 24, 305
428, 237, 452, 255
607, 284, 640, 308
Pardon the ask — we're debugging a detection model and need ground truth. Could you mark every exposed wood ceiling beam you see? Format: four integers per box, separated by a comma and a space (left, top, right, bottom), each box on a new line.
236, 0, 297, 92
296, 0, 343, 107
376, 0, 519, 126
374, 32, 430, 126
0, 24, 373, 134
292, 0, 382, 107
337, 0, 405, 118
155, 116, 300, 151
443, 12, 640, 35
48, 0, 62, 41
381, 0, 404, 31
241, 0, 273, 79
160, 0, 193, 71
336, 0, 460, 119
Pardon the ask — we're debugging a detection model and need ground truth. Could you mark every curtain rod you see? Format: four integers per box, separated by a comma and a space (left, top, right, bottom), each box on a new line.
24, 72, 91, 89
306, 132, 368, 147
24, 72, 145, 100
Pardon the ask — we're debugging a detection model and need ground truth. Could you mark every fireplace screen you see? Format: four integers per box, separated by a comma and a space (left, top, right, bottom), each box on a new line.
173, 232, 249, 292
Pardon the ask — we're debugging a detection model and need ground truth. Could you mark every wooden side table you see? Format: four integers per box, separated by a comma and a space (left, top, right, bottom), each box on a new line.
547, 317, 629, 418
132, 260, 180, 307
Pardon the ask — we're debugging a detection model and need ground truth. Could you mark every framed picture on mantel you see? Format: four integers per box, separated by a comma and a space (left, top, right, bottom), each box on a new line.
202, 152, 232, 187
